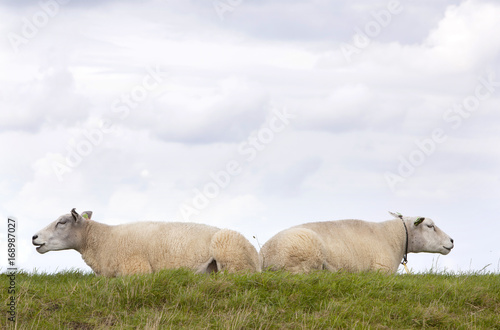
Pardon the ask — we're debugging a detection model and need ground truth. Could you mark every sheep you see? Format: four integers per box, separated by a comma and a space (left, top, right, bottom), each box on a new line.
259, 212, 454, 274
32, 208, 260, 276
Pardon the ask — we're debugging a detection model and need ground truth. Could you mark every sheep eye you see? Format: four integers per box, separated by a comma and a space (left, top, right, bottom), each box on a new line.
57, 220, 67, 227
427, 224, 434, 229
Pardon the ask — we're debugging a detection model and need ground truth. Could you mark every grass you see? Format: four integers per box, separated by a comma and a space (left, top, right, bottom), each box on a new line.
1, 269, 499, 329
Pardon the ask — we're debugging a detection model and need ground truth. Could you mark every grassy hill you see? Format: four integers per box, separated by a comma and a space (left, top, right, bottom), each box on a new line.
2, 269, 499, 329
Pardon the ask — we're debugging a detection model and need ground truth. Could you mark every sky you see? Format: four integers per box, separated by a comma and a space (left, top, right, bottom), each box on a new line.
1, 0, 499, 274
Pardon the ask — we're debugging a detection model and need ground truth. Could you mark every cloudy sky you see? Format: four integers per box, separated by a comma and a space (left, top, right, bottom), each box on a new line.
1, 0, 499, 274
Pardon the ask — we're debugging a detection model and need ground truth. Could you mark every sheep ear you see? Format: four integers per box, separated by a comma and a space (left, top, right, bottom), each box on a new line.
414, 217, 425, 226
71, 208, 80, 222
81, 211, 92, 220
389, 211, 403, 219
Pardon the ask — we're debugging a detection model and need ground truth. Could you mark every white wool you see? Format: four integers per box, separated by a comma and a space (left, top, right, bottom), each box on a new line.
32, 209, 260, 276
260, 213, 454, 274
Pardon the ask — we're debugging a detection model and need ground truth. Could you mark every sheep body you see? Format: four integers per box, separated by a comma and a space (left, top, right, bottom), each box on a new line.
260, 214, 454, 274
33, 209, 260, 276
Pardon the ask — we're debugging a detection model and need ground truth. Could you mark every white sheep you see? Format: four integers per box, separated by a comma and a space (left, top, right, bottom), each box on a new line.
259, 212, 454, 274
32, 208, 260, 276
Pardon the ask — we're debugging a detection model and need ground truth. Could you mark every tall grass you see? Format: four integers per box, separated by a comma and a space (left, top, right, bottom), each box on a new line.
2, 269, 499, 328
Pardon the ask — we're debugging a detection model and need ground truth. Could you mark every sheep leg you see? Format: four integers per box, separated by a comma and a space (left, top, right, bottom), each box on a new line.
209, 229, 260, 272
118, 256, 152, 275
196, 257, 218, 274
372, 260, 397, 274
322, 261, 338, 272
269, 228, 328, 274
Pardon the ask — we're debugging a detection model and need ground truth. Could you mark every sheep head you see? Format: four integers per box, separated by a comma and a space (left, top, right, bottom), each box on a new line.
389, 212, 454, 255
32, 208, 92, 254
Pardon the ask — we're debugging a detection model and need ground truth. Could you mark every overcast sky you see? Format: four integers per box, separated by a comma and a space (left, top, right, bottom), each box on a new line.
1, 0, 499, 274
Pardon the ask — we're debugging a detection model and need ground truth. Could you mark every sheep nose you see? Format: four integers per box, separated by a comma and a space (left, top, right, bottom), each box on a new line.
32, 234, 38, 241
450, 238, 454, 244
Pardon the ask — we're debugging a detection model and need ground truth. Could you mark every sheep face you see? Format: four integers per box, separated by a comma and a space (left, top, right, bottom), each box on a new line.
408, 217, 454, 255
32, 209, 89, 254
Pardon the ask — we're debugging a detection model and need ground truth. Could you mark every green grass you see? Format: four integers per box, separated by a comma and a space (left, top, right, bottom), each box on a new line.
2, 269, 499, 329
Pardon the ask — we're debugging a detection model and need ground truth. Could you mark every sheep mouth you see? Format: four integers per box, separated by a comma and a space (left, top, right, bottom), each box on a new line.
34, 243, 45, 251
443, 246, 453, 252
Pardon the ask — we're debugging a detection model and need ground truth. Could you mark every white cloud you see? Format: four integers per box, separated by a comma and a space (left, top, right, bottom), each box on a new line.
127, 77, 271, 143
0, 51, 90, 132
424, 0, 500, 71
